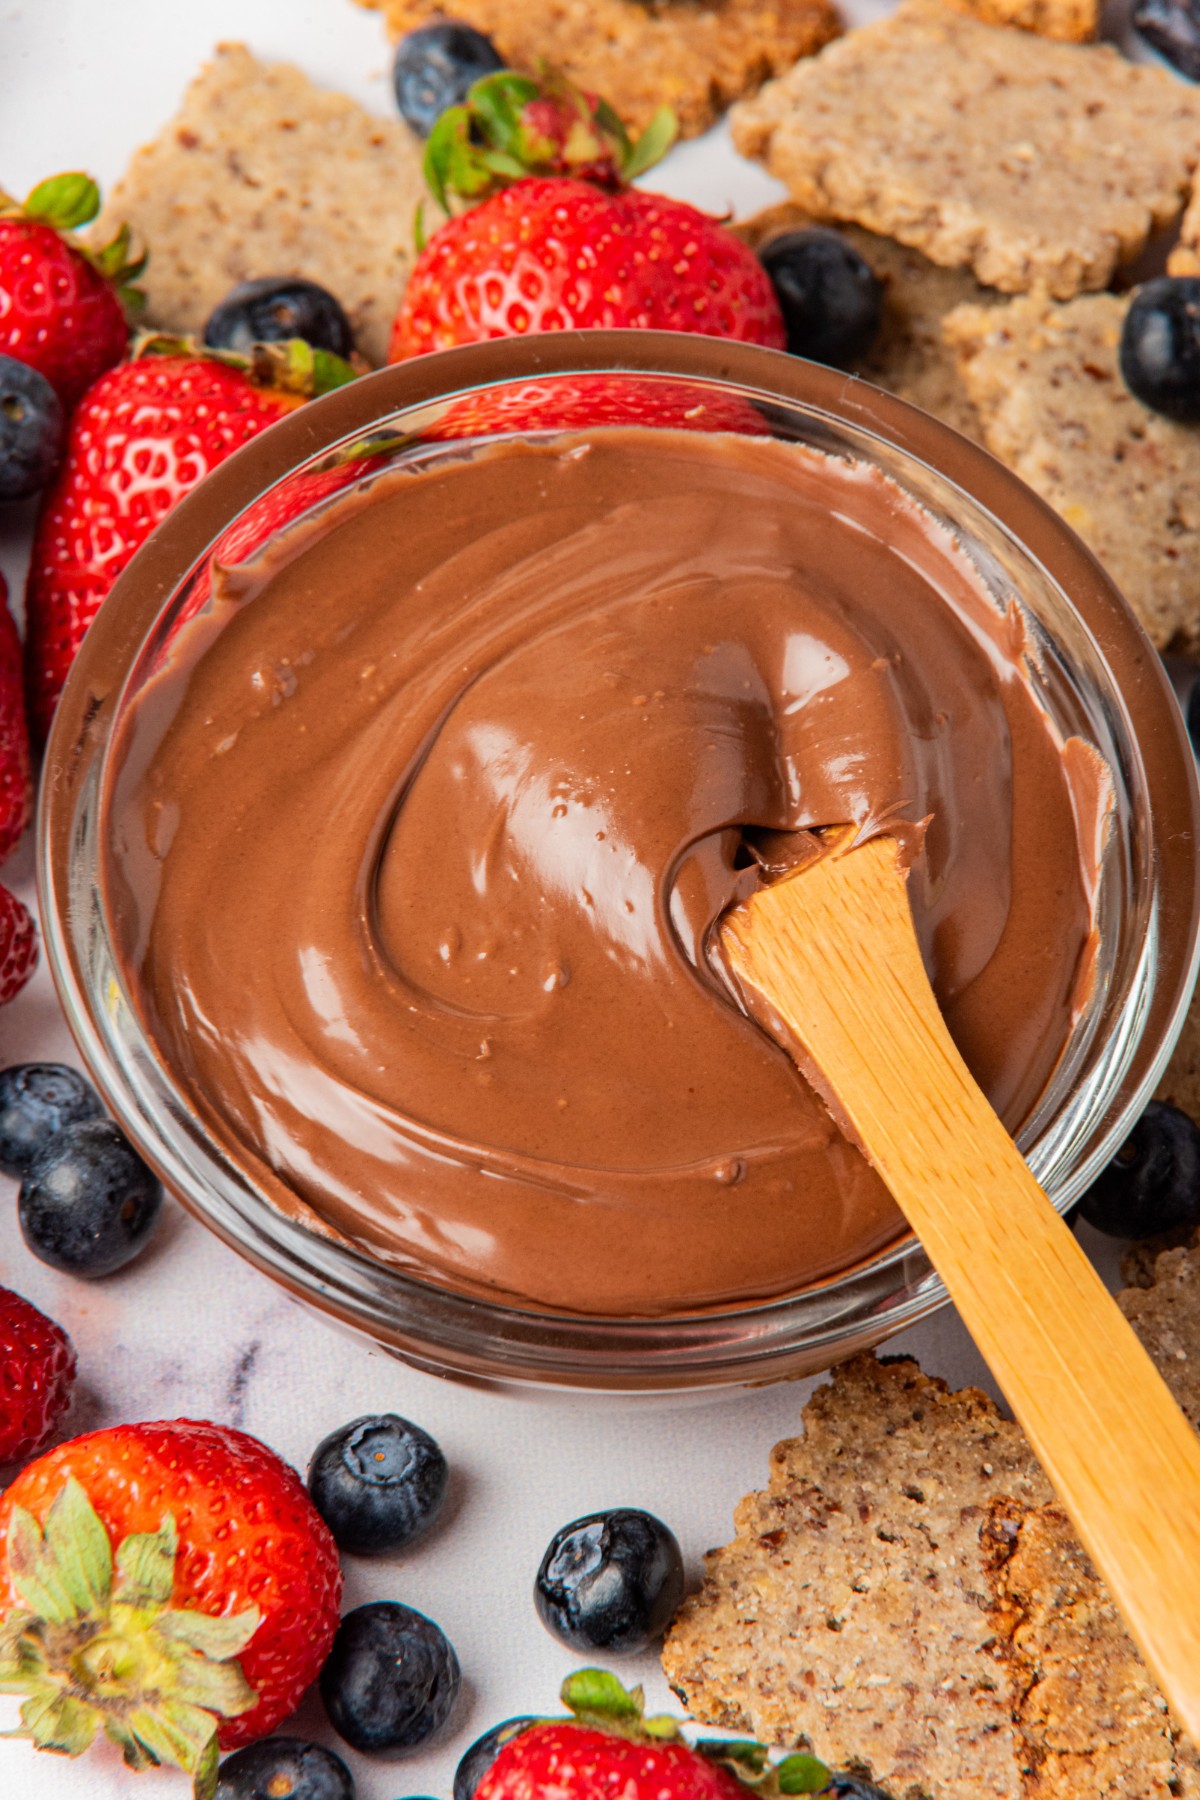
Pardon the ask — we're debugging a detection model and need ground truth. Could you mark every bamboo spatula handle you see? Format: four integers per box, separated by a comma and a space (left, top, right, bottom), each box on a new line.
720, 834, 1200, 1739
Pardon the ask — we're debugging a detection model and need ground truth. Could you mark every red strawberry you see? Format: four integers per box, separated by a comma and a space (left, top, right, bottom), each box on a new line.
476, 1671, 840, 1800
0, 883, 36, 1004
0, 1287, 76, 1463
24, 336, 354, 741
0, 1419, 343, 1795
389, 72, 784, 360
0, 574, 32, 862
0, 173, 141, 409
432, 372, 768, 440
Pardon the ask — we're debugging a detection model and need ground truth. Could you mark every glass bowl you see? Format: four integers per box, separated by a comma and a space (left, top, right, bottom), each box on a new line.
38, 331, 1200, 1393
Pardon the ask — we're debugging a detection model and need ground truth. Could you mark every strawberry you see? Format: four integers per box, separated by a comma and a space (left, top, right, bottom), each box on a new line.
23, 335, 355, 741
0, 1418, 343, 1796
0, 173, 141, 410
0, 882, 36, 1004
388, 72, 785, 360
0, 1287, 76, 1463
475, 1671, 845, 1800
0, 574, 32, 863
431, 372, 768, 440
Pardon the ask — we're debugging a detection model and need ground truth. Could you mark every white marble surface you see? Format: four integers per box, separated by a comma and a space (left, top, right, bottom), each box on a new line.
0, 1, 1144, 1796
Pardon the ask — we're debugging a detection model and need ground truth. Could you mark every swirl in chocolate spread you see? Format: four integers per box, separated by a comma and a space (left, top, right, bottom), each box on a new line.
102, 429, 1106, 1316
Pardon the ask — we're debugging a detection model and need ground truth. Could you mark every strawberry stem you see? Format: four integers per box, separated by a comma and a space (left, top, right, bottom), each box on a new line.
0, 1479, 260, 1800
422, 66, 677, 214
556, 1670, 835, 1795
22, 173, 101, 232
130, 331, 357, 398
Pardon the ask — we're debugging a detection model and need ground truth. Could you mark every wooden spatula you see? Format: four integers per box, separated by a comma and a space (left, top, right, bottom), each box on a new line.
720, 831, 1200, 1740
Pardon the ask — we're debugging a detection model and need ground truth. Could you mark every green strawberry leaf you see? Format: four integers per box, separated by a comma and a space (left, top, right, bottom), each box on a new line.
114, 1514, 176, 1607
697, 1738, 770, 1773
7, 1506, 82, 1625
774, 1753, 834, 1794
469, 70, 541, 145
193, 1730, 220, 1800
623, 106, 679, 183
24, 172, 100, 231
43, 1479, 114, 1617
562, 1667, 646, 1724
127, 1696, 221, 1774
158, 1605, 260, 1663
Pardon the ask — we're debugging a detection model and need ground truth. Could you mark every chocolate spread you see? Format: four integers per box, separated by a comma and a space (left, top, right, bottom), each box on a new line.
102, 429, 1104, 1316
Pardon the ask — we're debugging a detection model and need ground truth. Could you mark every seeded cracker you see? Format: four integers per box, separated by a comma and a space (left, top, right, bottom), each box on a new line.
1168, 181, 1200, 276
663, 1354, 1200, 1797
93, 44, 426, 366
735, 204, 997, 438
354, 0, 841, 139
663, 1356, 1052, 1799
1120, 1237, 1200, 1431
730, 0, 1200, 300
946, 0, 1097, 37
943, 292, 1200, 654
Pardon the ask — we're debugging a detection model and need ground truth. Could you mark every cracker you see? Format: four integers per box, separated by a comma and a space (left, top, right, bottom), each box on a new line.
731, 0, 1200, 300
943, 291, 1200, 654
93, 43, 426, 366
1120, 1236, 1200, 1430
947, 0, 1097, 38
1168, 181, 1200, 277
663, 1352, 1199, 1796
1156, 992, 1200, 1134
662, 1355, 1051, 1797
982, 1499, 1193, 1797
735, 203, 996, 437
355, 0, 841, 139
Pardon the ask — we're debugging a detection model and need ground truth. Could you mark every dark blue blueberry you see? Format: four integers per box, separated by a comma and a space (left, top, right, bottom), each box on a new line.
1119, 278, 1200, 422
204, 277, 353, 358
392, 22, 505, 136
0, 1063, 104, 1177
534, 1507, 684, 1655
453, 1717, 538, 1800
0, 355, 64, 500
827, 1776, 897, 1800
19, 1118, 163, 1277
215, 1736, 355, 1800
1135, 0, 1200, 80
758, 229, 883, 369
319, 1601, 460, 1756
307, 1414, 448, 1555
1187, 676, 1200, 758
1077, 1101, 1200, 1239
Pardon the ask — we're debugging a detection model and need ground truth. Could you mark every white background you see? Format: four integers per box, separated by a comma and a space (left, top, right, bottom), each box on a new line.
0, 2, 1143, 1797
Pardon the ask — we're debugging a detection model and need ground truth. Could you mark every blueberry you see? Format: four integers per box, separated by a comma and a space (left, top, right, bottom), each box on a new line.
319, 1601, 460, 1756
827, 1776, 897, 1800
0, 1063, 104, 1177
534, 1506, 685, 1655
392, 22, 505, 137
1119, 278, 1200, 422
19, 1118, 163, 1277
758, 229, 883, 369
0, 355, 64, 500
215, 1736, 355, 1800
204, 277, 353, 358
307, 1414, 448, 1555
1077, 1101, 1200, 1239
1135, 0, 1200, 81
1188, 678, 1200, 758
453, 1718, 538, 1800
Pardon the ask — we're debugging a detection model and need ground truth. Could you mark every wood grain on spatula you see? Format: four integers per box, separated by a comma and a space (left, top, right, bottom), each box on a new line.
719, 833, 1200, 1740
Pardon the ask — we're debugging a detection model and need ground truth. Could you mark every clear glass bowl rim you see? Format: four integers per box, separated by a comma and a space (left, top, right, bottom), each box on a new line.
38, 330, 1200, 1393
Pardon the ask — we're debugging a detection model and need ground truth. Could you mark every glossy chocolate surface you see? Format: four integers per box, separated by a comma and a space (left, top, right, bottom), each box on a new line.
103, 428, 1105, 1316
